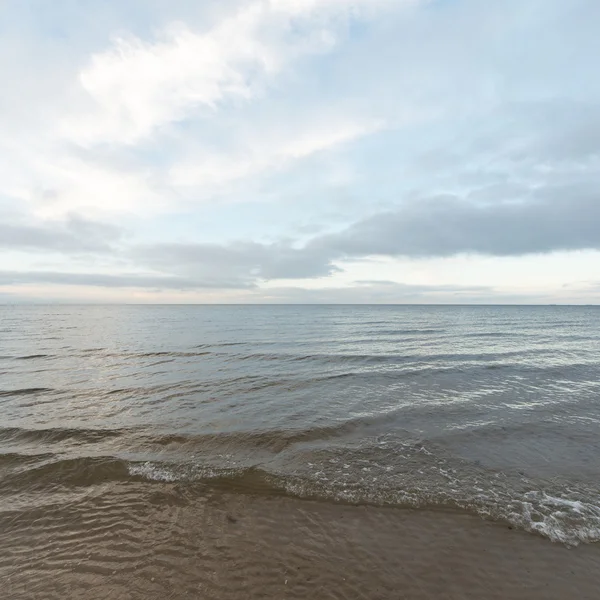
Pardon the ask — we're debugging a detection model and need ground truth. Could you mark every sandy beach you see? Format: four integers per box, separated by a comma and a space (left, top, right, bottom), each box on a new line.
3, 485, 600, 599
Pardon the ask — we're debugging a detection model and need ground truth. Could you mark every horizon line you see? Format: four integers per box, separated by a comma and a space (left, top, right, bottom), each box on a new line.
0, 302, 597, 307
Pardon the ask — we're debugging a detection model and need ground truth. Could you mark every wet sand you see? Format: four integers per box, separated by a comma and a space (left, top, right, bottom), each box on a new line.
2, 483, 599, 599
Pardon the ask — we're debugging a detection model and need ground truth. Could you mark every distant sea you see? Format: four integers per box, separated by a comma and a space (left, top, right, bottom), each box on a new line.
2, 305, 600, 599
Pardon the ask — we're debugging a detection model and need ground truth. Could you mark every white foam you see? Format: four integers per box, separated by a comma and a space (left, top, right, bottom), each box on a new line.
127, 461, 244, 483
506, 491, 600, 546
127, 453, 600, 548
285, 449, 600, 547
128, 461, 180, 482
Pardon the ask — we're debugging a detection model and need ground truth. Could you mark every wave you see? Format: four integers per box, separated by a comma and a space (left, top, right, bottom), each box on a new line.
194, 342, 251, 348
86, 350, 213, 359
0, 451, 56, 467
2, 451, 599, 547
129, 462, 600, 547
0, 387, 54, 397
0, 417, 388, 454
0, 425, 125, 445
218, 349, 551, 366
4, 347, 582, 375
134, 351, 212, 358
0, 456, 134, 488
464, 332, 514, 338
9, 346, 561, 365
359, 328, 445, 336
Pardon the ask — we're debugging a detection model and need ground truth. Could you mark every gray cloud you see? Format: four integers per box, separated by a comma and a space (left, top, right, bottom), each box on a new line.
0, 270, 252, 290
0, 215, 122, 253
4, 179, 600, 296
129, 181, 600, 289
354, 280, 399, 286
312, 183, 600, 260
1, 273, 594, 303
0, 275, 544, 304
132, 240, 341, 286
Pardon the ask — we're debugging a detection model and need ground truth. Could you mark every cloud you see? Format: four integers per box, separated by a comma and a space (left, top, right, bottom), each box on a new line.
0, 270, 251, 290
0, 272, 494, 303
311, 183, 600, 260
235, 280, 498, 304
127, 181, 600, 289
354, 280, 399, 286
5, 178, 598, 294
61, 0, 396, 147
132, 239, 341, 286
0, 215, 123, 254
26, 155, 167, 218
1, 0, 600, 302
0, 0, 397, 219
168, 119, 383, 190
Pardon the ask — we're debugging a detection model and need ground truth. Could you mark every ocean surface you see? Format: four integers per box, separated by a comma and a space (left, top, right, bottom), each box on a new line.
2, 304, 600, 598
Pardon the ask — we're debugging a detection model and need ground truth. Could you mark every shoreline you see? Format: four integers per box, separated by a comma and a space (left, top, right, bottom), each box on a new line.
3, 485, 600, 599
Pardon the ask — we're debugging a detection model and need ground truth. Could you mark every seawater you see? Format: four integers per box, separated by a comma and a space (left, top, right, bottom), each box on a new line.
1, 304, 600, 547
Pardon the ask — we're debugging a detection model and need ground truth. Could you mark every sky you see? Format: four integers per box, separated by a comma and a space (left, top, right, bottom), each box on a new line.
1, 0, 599, 304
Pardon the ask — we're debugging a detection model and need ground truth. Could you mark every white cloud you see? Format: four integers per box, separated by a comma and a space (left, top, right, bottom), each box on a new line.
281, 120, 383, 159
60, 0, 394, 147
169, 119, 383, 189
10, 150, 164, 219
0, 0, 401, 220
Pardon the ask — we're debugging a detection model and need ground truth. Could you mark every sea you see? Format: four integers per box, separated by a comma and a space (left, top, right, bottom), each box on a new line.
1, 304, 600, 599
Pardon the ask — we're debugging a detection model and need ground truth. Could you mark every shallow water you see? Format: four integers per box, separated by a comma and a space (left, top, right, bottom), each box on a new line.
2, 305, 600, 597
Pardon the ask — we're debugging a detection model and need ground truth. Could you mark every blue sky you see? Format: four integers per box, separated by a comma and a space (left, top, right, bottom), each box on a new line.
1, 0, 599, 303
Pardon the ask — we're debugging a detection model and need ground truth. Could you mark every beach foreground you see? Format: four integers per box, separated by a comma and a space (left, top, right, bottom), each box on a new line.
2, 486, 600, 600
